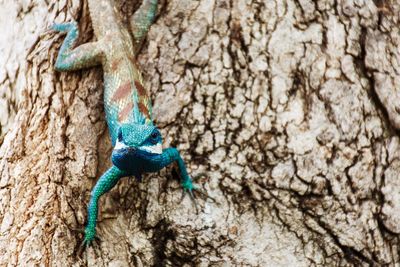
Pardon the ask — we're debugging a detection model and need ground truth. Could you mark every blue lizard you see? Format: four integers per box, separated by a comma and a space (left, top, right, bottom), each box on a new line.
52, 0, 201, 246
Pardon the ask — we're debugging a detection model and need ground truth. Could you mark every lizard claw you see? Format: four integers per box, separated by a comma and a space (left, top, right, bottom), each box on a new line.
74, 227, 101, 256
194, 187, 215, 202
180, 173, 215, 213
180, 178, 199, 213
188, 173, 216, 202
187, 187, 200, 214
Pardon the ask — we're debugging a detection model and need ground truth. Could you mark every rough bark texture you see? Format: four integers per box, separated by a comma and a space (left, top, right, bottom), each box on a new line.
1, 0, 400, 266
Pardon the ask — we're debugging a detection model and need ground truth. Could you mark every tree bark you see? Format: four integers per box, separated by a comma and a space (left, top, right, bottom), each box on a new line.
1, 0, 400, 266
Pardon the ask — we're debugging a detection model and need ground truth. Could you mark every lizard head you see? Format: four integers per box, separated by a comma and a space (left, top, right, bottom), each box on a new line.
111, 123, 163, 171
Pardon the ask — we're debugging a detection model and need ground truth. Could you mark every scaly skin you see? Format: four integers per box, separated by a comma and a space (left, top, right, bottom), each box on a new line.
53, 0, 199, 247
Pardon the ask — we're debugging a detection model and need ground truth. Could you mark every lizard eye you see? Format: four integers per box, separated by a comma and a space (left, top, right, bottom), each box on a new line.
151, 131, 159, 139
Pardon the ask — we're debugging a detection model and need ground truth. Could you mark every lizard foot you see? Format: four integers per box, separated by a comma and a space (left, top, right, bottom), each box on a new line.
74, 227, 101, 256
180, 173, 215, 214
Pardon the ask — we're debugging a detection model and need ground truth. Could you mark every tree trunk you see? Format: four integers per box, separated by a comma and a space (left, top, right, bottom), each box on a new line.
1, 0, 400, 266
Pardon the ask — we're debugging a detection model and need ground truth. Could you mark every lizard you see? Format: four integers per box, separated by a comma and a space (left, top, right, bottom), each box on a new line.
52, 0, 202, 247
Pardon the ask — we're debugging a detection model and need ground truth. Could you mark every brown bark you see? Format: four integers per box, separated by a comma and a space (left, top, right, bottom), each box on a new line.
1, 0, 400, 266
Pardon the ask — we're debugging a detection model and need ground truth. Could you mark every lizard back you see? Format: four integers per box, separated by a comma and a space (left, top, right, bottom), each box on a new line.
88, 0, 153, 144
103, 36, 153, 143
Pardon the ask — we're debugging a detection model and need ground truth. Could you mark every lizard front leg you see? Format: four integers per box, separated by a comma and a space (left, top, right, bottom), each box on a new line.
83, 166, 126, 246
53, 22, 103, 71
160, 148, 198, 197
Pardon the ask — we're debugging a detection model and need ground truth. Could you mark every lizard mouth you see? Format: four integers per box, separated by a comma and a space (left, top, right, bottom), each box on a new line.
113, 146, 136, 157
113, 139, 137, 154
111, 146, 137, 171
